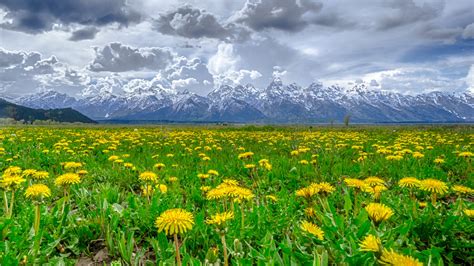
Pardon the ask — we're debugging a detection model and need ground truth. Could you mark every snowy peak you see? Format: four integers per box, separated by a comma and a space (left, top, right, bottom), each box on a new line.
13, 79, 474, 122
16, 90, 78, 109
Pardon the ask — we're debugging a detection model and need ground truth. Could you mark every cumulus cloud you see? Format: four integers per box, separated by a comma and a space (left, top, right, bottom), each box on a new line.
88, 42, 175, 72
69, 26, 100, 41
153, 5, 250, 42
462, 23, 474, 39
0, 0, 141, 35
166, 57, 214, 93
233, 0, 322, 32
272, 66, 286, 79
0, 48, 87, 96
81, 76, 124, 97
208, 43, 262, 86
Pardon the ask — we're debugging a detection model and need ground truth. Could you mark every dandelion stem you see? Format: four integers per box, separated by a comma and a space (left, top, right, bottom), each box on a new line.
34, 204, 41, 234
431, 193, 437, 205
8, 189, 15, 218
240, 203, 245, 228
353, 190, 358, 216
173, 233, 182, 266
3, 191, 8, 216
221, 233, 229, 266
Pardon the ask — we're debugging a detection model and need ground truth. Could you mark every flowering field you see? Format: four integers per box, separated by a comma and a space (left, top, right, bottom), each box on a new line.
0, 126, 473, 265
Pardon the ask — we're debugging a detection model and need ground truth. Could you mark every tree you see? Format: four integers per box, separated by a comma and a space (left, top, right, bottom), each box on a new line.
344, 115, 351, 127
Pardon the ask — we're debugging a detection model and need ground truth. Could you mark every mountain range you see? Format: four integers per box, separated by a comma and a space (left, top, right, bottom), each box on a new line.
13, 78, 474, 123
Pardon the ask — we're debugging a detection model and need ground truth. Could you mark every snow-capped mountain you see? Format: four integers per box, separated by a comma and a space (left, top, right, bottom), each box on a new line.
13, 79, 474, 123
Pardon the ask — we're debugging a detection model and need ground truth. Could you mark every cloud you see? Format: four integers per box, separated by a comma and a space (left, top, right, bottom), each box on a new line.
363, 67, 467, 94
0, 48, 25, 67
208, 42, 262, 86
165, 57, 214, 93
0, 0, 141, 35
376, 0, 443, 30
171, 78, 198, 90
466, 64, 474, 93
462, 23, 474, 39
272, 66, 286, 79
153, 5, 248, 41
88, 42, 175, 72
233, 0, 322, 32
81, 76, 123, 97
370, 79, 380, 87
0, 47, 87, 96
69, 26, 100, 41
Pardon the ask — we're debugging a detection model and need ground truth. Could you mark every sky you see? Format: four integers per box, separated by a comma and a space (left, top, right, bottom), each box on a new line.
0, 0, 473, 98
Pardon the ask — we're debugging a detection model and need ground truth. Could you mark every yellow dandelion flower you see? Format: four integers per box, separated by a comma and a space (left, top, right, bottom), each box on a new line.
244, 164, 256, 169
399, 177, 420, 188
200, 186, 211, 192
139, 171, 158, 182
24, 184, 51, 199
124, 163, 134, 168
364, 176, 384, 186
158, 184, 168, 193
379, 249, 422, 266
54, 173, 81, 186
223, 179, 239, 186
77, 170, 88, 176
155, 208, 194, 235
344, 178, 366, 189
363, 185, 387, 200
419, 179, 448, 195
365, 203, 394, 224
206, 211, 234, 226
1, 174, 26, 190
266, 195, 278, 202
412, 152, 424, 159
386, 155, 404, 161
452, 185, 473, 195
198, 173, 210, 179
22, 169, 37, 177
238, 151, 254, 159
3, 166, 22, 176
296, 184, 320, 199
32, 171, 49, 180
154, 163, 166, 170
359, 234, 382, 252
318, 182, 335, 194
433, 158, 445, 164
108, 155, 120, 161
463, 209, 474, 218
300, 221, 324, 240
142, 185, 154, 196
304, 207, 316, 217
290, 150, 299, 156
231, 187, 254, 200
458, 151, 473, 158
207, 169, 219, 176
63, 162, 83, 170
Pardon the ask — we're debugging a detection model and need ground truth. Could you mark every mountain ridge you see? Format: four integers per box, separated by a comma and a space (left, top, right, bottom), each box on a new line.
13, 79, 474, 123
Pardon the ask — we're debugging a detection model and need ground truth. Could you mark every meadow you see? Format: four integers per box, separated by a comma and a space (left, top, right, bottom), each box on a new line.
0, 125, 472, 265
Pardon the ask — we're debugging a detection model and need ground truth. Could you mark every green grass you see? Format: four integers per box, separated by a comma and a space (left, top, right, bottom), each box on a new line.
0, 125, 472, 265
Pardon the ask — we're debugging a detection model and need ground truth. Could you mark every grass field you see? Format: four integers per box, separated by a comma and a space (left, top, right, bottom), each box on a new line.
0, 125, 473, 265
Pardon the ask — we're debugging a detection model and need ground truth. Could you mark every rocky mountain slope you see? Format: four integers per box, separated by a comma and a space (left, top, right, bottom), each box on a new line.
14, 79, 474, 123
